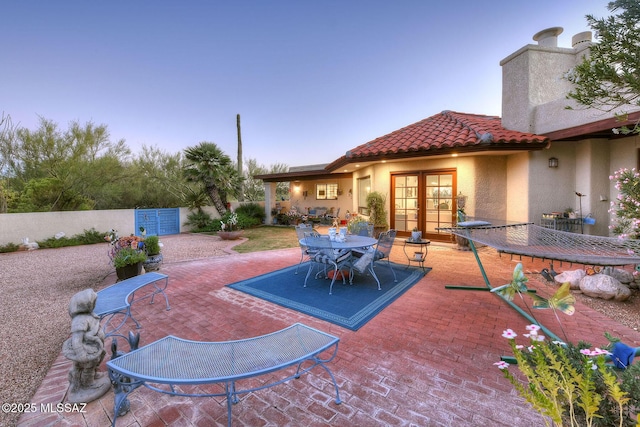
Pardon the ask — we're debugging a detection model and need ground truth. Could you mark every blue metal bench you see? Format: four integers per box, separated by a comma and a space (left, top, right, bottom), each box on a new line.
94, 272, 170, 338
106, 323, 341, 427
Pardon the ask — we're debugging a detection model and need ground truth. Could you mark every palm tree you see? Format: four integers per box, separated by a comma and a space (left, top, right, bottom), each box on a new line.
183, 142, 243, 216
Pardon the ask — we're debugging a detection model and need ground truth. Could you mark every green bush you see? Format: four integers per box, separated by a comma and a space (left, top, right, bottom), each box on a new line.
235, 203, 266, 224
37, 228, 106, 248
0, 242, 19, 253
112, 247, 147, 268
144, 235, 161, 255
184, 210, 214, 231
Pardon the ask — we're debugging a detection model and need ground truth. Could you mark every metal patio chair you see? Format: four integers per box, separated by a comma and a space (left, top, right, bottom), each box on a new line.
294, 223, 315, 274
303, 232, 352, 295
350, 229, 398, 290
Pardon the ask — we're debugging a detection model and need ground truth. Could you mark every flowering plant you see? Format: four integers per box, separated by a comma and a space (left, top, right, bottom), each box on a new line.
220, 212, 240, 231
105, 229, 146, 268
495, 325, 639, 426
609, 168, 640, 240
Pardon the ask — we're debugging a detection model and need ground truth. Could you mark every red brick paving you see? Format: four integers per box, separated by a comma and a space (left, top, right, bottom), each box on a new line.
18, 242, 640, 426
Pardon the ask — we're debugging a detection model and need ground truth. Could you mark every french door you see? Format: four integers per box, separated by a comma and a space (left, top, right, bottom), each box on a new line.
391, 170, 456, 241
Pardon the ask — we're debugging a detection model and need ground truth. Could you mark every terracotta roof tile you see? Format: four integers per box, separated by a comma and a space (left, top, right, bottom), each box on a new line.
341, 110, 549, 161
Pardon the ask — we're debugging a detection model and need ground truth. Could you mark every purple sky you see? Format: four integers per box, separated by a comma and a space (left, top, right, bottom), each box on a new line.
2, 0, 608, 168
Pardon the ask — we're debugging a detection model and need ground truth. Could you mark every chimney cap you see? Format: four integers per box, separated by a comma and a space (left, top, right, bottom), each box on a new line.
572, 31, 592, 48
533, 27, 564, 47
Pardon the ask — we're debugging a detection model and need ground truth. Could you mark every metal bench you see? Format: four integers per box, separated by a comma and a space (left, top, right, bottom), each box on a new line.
106, 323, 341, 427
94, 272, 170, 339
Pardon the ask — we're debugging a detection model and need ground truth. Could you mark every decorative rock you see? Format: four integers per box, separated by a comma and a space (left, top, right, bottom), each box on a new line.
579, 274, 632, 301
554, 269, 585, 290
603, 267, 634, 285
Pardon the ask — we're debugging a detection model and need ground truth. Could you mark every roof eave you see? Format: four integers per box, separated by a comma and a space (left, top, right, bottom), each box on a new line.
325, 142, 549, 171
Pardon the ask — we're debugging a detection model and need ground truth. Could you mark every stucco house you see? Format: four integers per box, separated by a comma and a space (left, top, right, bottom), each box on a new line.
256, 26, 640, 242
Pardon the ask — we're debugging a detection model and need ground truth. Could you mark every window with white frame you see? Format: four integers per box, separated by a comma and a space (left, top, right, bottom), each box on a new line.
316, 183, 338, 200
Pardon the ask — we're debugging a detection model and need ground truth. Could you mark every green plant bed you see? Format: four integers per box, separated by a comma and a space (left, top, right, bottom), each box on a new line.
113, 247, 147, 269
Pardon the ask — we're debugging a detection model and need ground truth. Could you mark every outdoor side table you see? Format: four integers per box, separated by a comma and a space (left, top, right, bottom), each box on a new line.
403, 238, 430, 272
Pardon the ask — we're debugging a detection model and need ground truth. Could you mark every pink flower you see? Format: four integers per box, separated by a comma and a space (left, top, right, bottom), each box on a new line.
580, 348, 611, 357
502, 329, 517, 339
494, 361, 509, 370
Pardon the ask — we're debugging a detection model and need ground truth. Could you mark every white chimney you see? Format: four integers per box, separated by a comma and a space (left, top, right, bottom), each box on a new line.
532, 27, 563, 47
572, 31, 592, 55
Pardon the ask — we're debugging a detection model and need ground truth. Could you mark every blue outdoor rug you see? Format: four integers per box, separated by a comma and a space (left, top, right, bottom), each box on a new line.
227, 262, 429, 331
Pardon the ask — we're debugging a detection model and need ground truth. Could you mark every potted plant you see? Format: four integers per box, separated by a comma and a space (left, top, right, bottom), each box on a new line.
218, 212, 244, 240
347, 214, 372, 236
411, 227, 422, 242
366, 191, 388, 238
143, 235, 163, 271
106, 230, 147, 280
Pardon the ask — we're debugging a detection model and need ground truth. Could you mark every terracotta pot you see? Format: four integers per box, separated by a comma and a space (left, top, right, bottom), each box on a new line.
218, 230, 244, 240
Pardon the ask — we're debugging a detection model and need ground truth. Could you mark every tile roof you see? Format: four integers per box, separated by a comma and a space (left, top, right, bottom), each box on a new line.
327, 110, 549, 170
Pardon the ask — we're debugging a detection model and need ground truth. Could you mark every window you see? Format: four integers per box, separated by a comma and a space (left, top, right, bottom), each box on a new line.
316, 183, 338, 200
357, 176, 371, 214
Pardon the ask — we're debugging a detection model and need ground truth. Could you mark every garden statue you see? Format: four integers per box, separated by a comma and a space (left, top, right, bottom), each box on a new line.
62, 289, 111, 403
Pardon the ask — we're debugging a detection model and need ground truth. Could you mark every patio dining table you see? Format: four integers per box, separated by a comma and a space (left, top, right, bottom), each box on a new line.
299, 234, 377, 252
300, 234, 379, 284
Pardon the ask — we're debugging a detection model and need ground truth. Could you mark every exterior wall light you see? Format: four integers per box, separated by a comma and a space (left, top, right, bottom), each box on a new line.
548, 157, 559, 168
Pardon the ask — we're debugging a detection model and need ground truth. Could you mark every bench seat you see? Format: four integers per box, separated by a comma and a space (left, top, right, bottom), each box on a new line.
94, 272, 170, 339
107, 323, 341, 426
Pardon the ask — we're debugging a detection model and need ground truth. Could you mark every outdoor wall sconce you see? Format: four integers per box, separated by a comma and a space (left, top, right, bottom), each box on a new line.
548, 157, 559, 168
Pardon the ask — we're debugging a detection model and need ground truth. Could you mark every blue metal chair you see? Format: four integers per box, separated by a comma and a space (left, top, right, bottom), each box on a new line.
352, 222, 374, 237
294, 223, 315, 274
350, 229, 397, 290
303, 232, 352, 295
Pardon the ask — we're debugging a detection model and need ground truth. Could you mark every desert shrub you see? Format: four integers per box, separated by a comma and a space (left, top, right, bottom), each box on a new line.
235, 202, 265, 224
0, 242, 19, 253
184, 210, 214, 231
37, 228, 106, 248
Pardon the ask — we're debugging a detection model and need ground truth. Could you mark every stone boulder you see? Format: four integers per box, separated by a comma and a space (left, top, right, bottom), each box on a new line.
602, 267, 635, 285
554, 269, 585, 290
579, 274, 632, 301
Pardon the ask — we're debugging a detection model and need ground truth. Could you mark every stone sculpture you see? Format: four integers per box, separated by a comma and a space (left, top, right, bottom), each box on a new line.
62, 289, 111, 403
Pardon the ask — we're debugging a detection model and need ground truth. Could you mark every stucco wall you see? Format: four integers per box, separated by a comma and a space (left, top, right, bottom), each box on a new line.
472, 156, 507, 220
576, 139, 611, 235
288, 176, 353, 219
0, 206, 219, 246
506, 152, 530, 221
349, 155, 507, 224
501, 44, 576, 133
526, 146, 576, 224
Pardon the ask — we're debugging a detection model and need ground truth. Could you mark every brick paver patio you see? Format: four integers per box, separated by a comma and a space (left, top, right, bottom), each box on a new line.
18, 239, 640, 426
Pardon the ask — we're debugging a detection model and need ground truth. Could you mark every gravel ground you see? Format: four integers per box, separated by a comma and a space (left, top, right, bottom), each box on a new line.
1, 234, 640, 427
0, 233, 232, 427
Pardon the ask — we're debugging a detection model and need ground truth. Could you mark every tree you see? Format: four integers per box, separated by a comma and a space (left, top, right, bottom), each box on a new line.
133, 145, 194, 208
183, 142, 243, 216
0, 117, 133, 211
243, 158, 268, 201
242, 158, 290, 201
566, 0, 640, 133
0, 113, 17, 212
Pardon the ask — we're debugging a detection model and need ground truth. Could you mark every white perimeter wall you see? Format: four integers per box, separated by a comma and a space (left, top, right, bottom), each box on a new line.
0, 206, 220, 246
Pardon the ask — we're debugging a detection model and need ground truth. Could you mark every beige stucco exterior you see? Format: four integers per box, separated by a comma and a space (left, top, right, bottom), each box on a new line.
270, 26, 640, 239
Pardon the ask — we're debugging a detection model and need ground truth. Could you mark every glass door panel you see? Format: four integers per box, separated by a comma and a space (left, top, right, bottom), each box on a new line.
392, 170, 455, 241
393, 174, 419, 233
424, 172, 455, 240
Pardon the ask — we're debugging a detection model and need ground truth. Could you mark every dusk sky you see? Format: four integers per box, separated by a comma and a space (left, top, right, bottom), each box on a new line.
2, 1, 609, 168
